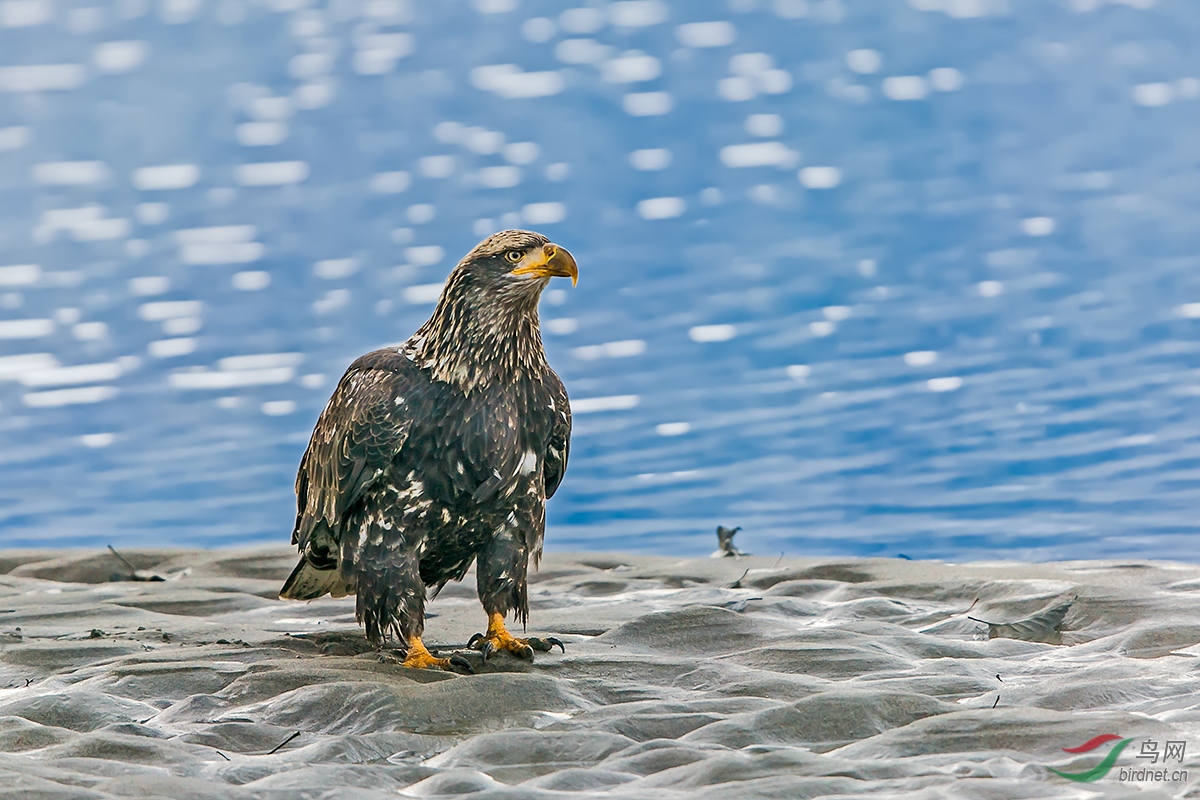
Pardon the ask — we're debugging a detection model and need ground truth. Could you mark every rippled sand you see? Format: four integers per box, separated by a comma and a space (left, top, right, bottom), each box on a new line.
1, 549, 1198, 798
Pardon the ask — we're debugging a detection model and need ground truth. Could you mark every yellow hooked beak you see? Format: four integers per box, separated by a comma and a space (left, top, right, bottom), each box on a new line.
509, 243, 578, 286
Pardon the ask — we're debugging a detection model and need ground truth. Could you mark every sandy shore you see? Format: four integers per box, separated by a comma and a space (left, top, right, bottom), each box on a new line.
1, 548, 1199, 799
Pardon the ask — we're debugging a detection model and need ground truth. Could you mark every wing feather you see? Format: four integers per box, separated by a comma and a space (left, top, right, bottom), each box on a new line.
543, 370, 572, 500
291, 351, 417, 557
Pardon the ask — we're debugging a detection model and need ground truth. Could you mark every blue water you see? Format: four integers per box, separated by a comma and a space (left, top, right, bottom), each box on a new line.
1, 0, 1199, 561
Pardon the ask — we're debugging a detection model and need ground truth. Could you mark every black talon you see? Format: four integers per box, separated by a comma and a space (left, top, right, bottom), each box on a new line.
467, 632, 485, 650
481, 640, 496, 662
449, 654, 475, 675
527, 637, 566, 653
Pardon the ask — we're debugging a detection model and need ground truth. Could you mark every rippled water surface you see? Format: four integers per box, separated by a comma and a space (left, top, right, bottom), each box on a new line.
2, 0, 1199, 561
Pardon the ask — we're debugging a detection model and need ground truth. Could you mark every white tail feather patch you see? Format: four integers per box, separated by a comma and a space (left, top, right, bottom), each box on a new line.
279, 559, 340, 601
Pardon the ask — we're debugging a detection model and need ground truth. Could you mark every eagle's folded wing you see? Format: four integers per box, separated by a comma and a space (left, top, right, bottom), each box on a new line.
543, 372, 571, 501
291, 353, 416, 559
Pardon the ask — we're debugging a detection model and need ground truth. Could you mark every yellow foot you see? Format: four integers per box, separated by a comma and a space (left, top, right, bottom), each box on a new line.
467, 612, 565, 662
401, 636, 474, 673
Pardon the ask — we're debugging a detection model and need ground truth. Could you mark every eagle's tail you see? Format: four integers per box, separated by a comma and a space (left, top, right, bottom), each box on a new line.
278, 557, 344, 601
280, 556, 333, 599
281, 519, 353, 601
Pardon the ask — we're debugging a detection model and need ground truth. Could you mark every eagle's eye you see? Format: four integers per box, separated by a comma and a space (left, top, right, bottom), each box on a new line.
504, 250, 524, 264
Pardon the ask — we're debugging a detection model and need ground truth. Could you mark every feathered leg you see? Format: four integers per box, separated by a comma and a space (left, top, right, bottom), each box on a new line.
476, 520, 529, 625
469, 522, 563, 661
347, 504, 469, 672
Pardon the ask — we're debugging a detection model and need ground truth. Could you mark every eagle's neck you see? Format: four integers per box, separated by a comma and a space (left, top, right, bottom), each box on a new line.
409, 271, 548, 392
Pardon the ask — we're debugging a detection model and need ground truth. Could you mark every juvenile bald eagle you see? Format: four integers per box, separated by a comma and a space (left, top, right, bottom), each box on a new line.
279, 230, 577, 671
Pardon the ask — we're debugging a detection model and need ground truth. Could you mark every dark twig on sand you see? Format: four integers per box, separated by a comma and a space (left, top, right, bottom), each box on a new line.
772, 552, 784, 568
107, 545, 137, 574
992, 696, 1000, 708
107, 544, 175, 582
728, 569, 750, 589
216, 750, 231, 761
266, 731, 301, 755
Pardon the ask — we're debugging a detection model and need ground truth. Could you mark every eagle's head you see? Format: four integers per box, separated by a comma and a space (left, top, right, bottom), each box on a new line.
417, 230, 578, 385
454, 229, 578, 303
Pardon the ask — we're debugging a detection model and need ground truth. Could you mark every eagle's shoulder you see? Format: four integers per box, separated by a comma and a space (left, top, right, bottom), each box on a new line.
543, 365, 570, 415
345, 345, 418, 375
319, 348, 422, 440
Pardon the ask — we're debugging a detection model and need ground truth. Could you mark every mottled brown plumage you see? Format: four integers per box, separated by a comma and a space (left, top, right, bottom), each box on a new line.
279, 230, 577, 670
